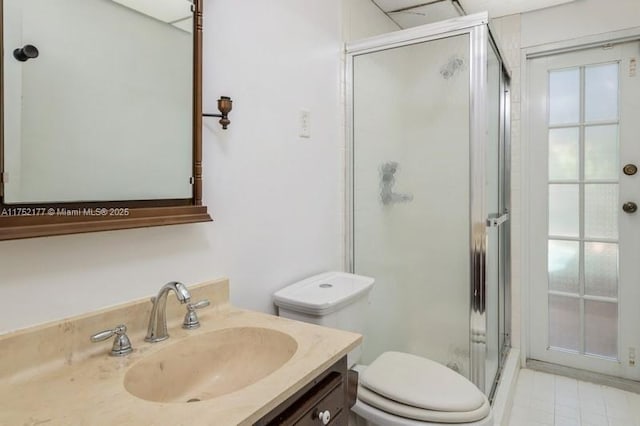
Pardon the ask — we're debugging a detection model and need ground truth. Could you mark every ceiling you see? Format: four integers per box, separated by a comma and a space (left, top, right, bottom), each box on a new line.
372, 0, 576, 28
112, 0, 192, 33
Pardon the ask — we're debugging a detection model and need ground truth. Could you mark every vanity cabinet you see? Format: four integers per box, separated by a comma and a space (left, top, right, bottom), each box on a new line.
255, 356, 357, 426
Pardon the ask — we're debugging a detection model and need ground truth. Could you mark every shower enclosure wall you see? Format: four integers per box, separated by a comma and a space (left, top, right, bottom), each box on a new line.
346, 13, 511, 397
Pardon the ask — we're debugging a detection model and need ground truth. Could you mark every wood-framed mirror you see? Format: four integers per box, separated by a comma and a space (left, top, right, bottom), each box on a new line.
0, 0, 211, 241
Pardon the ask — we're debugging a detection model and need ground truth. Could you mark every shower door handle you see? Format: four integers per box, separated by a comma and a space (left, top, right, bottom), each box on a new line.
486, 213, 509, 227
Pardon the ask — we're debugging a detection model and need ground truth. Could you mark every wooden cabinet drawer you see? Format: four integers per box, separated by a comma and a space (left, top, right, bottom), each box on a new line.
256, 356, 348, 426
293, 372, 344, 425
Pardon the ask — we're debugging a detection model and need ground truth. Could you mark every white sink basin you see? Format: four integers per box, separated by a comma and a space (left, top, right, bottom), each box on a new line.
124, 327, 298, 403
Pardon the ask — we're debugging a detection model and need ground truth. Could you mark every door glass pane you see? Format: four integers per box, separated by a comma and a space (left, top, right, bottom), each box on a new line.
544, 55, 622, 365
549, 184, 579, 237
585, 301, 618, 358
549, 127, 579, 180
585, 242, 618, 298
585, 184, 618, 239
549, 294, 580, 351
585, 125, 619, 180
548, 240, 579, 293
549, 68, 580, 125
585, 63, 619, 122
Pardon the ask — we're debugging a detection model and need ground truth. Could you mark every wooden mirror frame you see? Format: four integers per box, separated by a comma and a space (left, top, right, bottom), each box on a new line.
0, 0, 211, 241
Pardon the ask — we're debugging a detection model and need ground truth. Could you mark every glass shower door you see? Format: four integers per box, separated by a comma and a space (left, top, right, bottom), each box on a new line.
351, 33, 472, 376
484, 43, 506, 395
348, 16, 511, 396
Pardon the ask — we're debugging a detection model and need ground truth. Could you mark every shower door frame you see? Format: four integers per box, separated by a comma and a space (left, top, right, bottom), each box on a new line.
344, 12, 511, 397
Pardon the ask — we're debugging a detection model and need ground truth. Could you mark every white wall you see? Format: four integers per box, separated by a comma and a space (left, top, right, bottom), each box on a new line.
0, 0, 394, 335
342, 0, 400, 41
520, 0, 640, 48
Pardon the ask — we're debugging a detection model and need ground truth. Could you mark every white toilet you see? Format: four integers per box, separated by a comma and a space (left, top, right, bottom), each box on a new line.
273, 272, 493, 426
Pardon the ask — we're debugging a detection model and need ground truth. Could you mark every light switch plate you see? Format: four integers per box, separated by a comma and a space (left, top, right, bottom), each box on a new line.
299, 109, 311, 138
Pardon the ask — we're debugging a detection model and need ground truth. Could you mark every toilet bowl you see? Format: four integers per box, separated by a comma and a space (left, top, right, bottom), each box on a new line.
273, 272, 493, 426
350, 355, 493, 426
352, 400, 493, 426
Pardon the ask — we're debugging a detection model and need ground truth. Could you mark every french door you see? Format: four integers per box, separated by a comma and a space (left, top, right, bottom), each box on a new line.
529, 41, 640, 380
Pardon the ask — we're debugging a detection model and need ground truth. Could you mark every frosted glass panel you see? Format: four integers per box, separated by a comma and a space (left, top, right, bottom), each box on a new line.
352, 34, 471, 376
585, 301, 618, 358
549, 127, 579, 180
585, 63, 619, 122
585, 184, 618, 239
548, 240, 579, 293
585, 242, 618, 298
549, 295, 580, 352
549, 68, 580, 125
549, 184, 579, 237
585, 125, 619, 180
544, 61, 621, 363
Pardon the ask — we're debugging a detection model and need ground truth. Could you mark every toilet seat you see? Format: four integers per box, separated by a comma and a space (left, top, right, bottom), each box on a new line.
354, 352, 491, 424
358, 386, 490, 423
360, 352, 487, 413
353, 398, 494, 426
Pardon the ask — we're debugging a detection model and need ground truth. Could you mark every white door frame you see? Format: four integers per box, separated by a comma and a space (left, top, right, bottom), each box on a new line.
520, 26, 640, 368
2, 0, 24, 195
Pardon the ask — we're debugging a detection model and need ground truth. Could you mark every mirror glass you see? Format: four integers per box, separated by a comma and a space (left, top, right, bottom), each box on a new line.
3, 0, 194, 203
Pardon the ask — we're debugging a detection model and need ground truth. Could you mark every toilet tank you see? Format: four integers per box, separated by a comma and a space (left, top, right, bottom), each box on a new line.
273, 272, 374, 366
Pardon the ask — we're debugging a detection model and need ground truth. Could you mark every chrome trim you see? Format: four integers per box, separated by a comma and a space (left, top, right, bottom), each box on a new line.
489, 37, 512, 400
182, 299, 210, 329
503, 70, 512, 354
345, 44, 355, 273
145, 281, 191, 343
345, 12, 488, 55
487, 213, 509, 227
90, 324, 133, 357
469, 24, 488, 391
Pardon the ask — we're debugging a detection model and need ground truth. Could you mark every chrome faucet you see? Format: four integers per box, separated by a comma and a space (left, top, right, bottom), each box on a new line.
145, 281, 191, 343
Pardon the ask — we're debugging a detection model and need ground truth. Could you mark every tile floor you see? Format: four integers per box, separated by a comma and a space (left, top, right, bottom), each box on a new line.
508, 369, 640, 426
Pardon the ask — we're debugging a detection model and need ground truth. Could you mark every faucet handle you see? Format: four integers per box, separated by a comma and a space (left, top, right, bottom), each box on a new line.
182, 299, 210, 329
188, 300, 210, 310
90, 324, 133, 357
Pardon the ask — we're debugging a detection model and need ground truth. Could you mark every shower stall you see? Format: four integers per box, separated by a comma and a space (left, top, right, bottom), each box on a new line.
346, 13, 510, 397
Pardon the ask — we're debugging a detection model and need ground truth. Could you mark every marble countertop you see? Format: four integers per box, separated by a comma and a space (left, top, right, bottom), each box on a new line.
0, 279, 361, 426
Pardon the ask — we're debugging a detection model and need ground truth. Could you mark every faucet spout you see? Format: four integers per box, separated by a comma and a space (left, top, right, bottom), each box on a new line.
145, 281, 191, 343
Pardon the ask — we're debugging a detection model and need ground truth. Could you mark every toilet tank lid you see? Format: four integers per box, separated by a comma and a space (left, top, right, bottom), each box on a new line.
273, 272, 374, 316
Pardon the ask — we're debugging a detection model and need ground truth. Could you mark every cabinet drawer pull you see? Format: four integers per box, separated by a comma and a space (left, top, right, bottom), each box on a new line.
318, 409, 331, 424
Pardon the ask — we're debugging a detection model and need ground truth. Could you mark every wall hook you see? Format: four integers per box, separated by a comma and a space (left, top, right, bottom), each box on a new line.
13, 44, 39, 62
203, 96, 232, 130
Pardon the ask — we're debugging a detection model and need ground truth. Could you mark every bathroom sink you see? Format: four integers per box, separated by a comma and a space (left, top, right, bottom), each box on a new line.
124, 327, 298, 403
